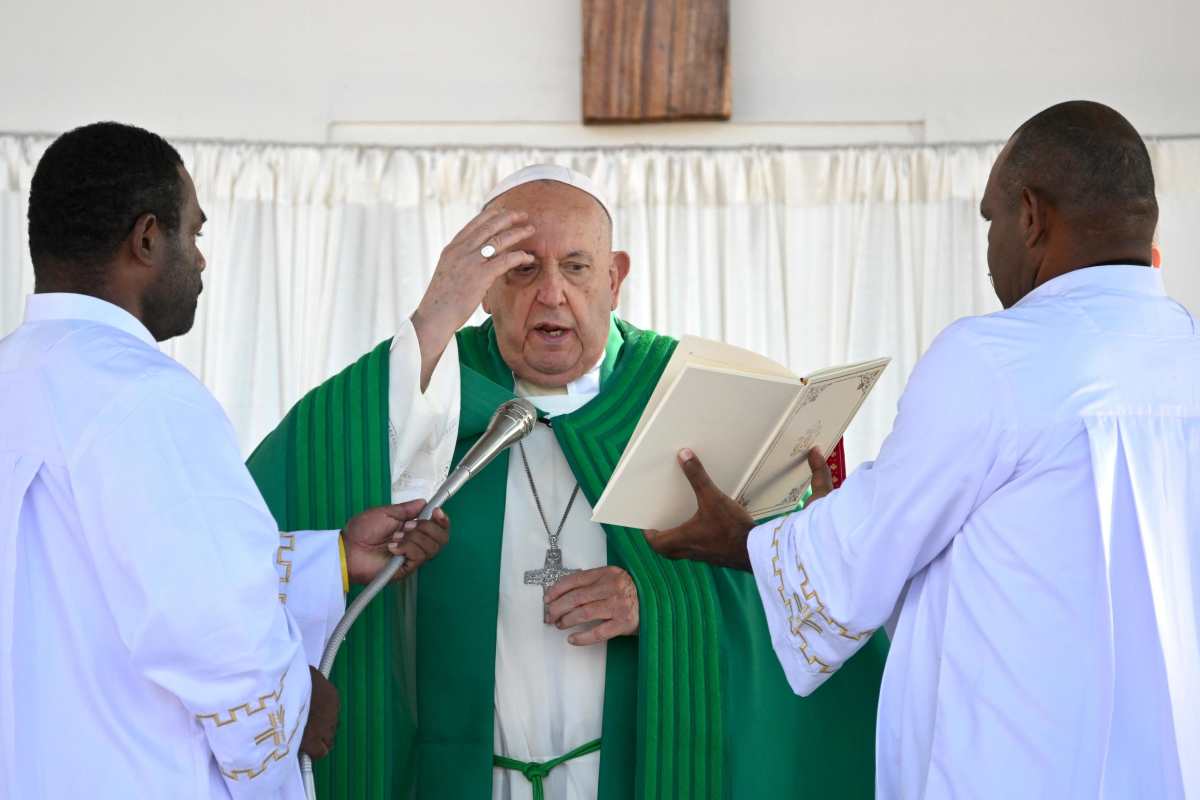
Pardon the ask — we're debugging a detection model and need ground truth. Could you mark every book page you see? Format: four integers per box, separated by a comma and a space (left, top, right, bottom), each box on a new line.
738, 358, 889, 519
592, 363, 803, 531
630, 336, 798, 446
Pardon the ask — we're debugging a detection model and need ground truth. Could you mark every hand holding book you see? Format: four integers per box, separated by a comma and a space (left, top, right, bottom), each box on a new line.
591, 335, 887, 531
643, 446, 836, 571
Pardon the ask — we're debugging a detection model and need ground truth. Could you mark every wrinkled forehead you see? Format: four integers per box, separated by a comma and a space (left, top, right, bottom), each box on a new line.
486, 180, 612, 246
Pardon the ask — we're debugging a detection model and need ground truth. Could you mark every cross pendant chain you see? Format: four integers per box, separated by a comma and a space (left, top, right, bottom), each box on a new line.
525, 546, 580, 622
517, 441, 583, 622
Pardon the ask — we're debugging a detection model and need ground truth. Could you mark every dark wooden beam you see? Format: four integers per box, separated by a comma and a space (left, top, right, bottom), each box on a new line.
583, 0, 731, 123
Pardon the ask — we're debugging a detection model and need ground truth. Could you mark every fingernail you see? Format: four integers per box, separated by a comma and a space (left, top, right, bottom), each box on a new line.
679, 448, 694, 461
404, 520, 418, 531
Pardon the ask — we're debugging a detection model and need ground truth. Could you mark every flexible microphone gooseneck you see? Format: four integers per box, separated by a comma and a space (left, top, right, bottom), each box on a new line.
302, 398, 537, 798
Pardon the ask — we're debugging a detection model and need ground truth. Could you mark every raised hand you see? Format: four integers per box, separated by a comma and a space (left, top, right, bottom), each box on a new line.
411, 209, 537, 388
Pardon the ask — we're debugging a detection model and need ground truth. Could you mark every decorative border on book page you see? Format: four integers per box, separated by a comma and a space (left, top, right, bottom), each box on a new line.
737, 361, 887, 519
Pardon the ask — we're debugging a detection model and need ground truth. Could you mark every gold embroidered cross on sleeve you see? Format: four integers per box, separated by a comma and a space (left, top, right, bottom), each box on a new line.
221, 701, 306, 781
196, 672, 306, 781
769, 521, 872, 673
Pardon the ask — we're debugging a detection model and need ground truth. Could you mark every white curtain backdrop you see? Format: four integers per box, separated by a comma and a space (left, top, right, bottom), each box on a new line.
3, 134, 1198, 465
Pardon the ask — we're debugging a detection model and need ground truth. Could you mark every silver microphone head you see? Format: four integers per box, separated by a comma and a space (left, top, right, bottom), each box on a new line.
422, 398, 538, 513
457, 398, 538, 476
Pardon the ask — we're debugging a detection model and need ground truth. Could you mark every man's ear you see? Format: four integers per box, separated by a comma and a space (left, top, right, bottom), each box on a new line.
1019, 187, 1047, 251
610, 251, 631, 309
481, 288, 492, 316
127, 211, 161, 267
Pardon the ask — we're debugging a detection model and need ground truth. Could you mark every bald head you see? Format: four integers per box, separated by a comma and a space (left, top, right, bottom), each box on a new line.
1000, 101, 1158, 238
981, 101, 1159, 308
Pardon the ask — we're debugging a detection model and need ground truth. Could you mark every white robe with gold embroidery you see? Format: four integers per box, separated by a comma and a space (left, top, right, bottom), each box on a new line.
748, 266, 1200, 798
0, 294, 345, 799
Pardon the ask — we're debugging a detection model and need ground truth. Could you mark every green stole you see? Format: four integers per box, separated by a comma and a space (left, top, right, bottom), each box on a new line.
247, 318, 889, 800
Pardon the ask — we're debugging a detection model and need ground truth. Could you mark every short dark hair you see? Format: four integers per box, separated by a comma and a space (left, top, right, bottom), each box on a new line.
28, 121, 184, 287
1002, 101, 1158, 236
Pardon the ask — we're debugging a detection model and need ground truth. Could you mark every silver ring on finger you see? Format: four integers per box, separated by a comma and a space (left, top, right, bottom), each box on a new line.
480, 242, 497, 259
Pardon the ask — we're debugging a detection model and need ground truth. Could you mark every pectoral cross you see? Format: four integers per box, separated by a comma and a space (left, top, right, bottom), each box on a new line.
524, 546, 579, 623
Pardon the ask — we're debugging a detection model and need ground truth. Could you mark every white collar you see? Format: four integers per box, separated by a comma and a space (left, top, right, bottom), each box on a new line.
515, 355, 604, 418
23, 293, 158, 348
1016, 265, 1164, 306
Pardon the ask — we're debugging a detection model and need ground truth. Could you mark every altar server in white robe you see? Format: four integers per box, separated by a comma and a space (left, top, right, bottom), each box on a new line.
0, 122, 449, 798
647, 100, 1200, 798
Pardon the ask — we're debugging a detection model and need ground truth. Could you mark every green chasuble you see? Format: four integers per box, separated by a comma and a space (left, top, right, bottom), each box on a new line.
247, 318, 889, 799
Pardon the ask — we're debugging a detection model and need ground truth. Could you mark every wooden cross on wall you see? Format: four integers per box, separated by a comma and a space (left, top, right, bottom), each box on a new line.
583, 0, 731, 123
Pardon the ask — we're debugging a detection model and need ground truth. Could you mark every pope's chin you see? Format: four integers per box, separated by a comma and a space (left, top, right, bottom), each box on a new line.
521, 336, 584, 383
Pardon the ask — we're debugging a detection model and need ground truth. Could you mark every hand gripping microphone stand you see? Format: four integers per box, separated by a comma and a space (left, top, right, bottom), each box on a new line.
302, 398, 538, 799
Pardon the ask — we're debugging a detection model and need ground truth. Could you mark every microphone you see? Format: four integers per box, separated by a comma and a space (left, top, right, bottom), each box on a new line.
303, 398, 538, 799
425, 398, 538, 511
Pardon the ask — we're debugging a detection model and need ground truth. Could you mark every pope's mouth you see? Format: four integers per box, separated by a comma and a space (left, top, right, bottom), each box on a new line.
530, 323, 574, 342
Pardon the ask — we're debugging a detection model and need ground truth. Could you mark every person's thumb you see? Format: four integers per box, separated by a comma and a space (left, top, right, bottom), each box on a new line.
677, 448, 718, 501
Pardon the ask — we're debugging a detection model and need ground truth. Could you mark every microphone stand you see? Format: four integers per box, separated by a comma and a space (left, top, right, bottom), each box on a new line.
302, 399, 537, 800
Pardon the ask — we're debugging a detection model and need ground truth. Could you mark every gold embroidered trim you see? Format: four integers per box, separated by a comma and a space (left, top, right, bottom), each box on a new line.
221, 701, 307, 781
195, 672, 286, 728
276, 533, 295, 604
769, 521, 870, 674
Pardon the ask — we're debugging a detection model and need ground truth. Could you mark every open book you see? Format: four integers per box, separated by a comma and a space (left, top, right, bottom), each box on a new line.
590, 336, 889, 531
